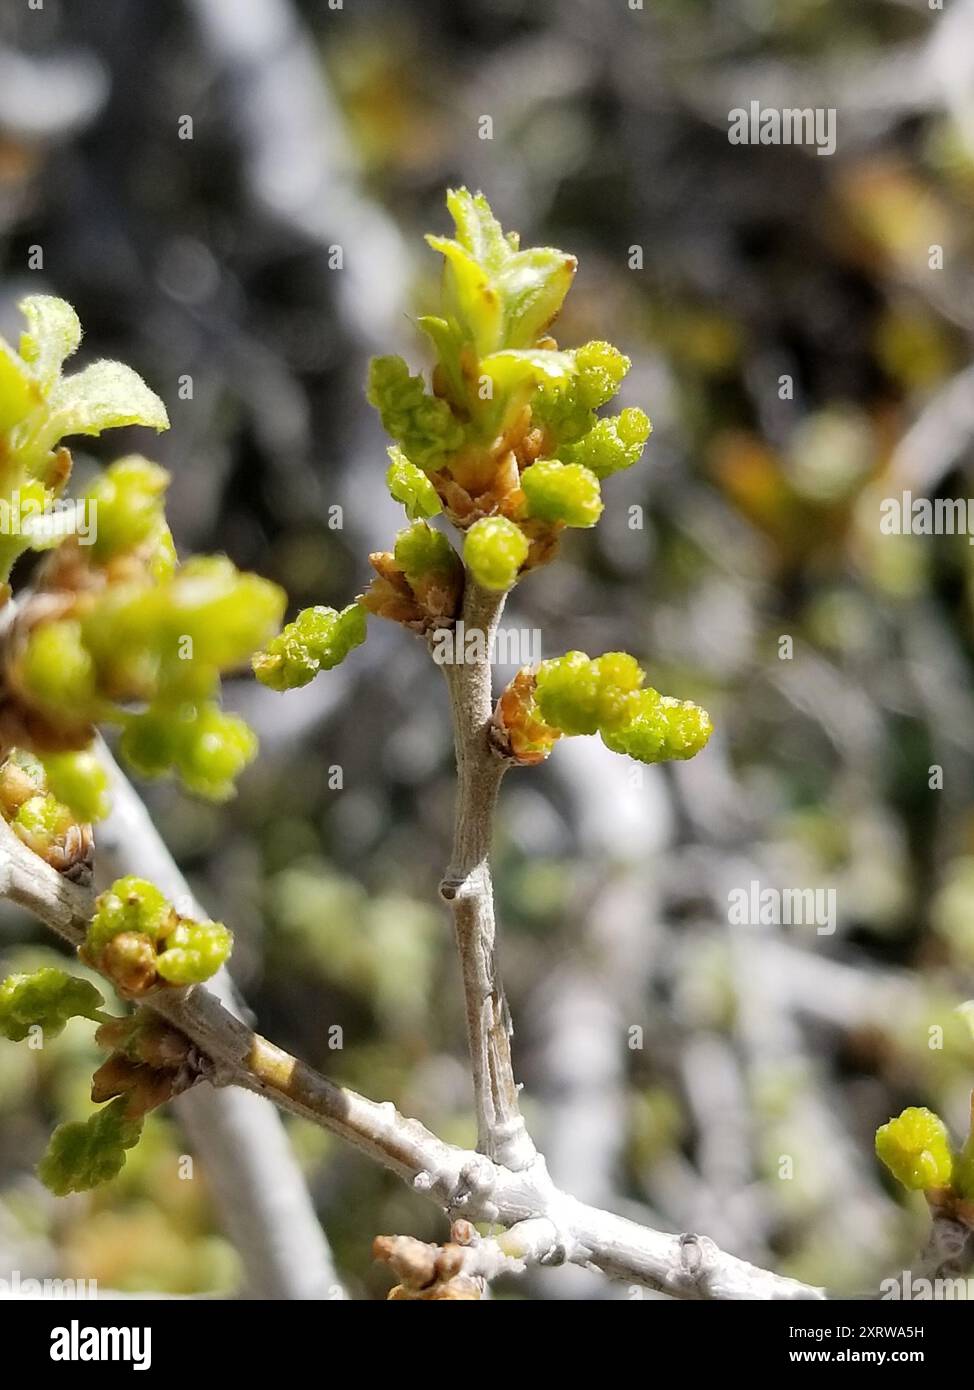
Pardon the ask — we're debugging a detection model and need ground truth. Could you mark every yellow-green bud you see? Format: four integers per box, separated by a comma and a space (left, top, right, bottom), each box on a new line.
386, 447, 442, 520
520, 459, 603, 528
875, 1107, 954, 1192
463, 516, 529, 591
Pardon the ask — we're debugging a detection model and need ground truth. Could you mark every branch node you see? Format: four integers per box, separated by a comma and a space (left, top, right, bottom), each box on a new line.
438, 877, 462, 902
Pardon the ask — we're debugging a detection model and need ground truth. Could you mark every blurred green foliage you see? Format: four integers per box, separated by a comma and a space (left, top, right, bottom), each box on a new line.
1, 0, 974, 1299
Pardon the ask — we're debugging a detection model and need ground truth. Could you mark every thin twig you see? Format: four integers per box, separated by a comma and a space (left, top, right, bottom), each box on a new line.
93, 743, 345, 1301
0, 812, 823, 1299
437, 579, 537, 1172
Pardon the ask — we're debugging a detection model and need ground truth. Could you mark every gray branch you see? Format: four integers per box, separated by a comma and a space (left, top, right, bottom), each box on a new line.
438, 581, 537, 1173
90, 744, 344, 1301
0, 809, 823, 1299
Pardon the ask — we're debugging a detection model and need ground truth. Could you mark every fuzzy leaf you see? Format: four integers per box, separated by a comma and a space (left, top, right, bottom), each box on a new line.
426, 234, 503, 357
18, 296, 82, 393
46, 360, 169, 442
38, 1097, 143, 1196
445, 187, 516, 272
0, 968, 104, 1042
495, 247, 576, 349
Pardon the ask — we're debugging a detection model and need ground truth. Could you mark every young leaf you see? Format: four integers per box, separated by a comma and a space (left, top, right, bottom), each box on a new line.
18, 296, 82, 393
445, 187, 516, 273
0, 967, 104, 1042
495, 247, 577, 350
386, 448, 442, 520
38, 1096, 143, 1195
253, 603, 367, 692
44, 360, 169, 444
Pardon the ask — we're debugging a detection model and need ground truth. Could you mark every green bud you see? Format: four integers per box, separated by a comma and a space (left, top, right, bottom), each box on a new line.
520, 459, 603, 528
394, 521, 461, 586
19, 620, 97, 713
38, 1096, 143, 1196
253, 603, 367, 692
590, 652, 646, 728
118, 692, 262, 800
563, 407, 652, 479
601, 689, 713, 763
386, 447, 442, 520
86, 876, 231, 991
875, 1107, 954, 1192
173, 704, 258, 801
84, 456, 170, 562
0, 968, 104, 1042
574, 341, 630, 410
13, 793, 75, 855
535, 650, 713, 764
16, 553, 275, 804
367, 356, 463, 467
165, 556, 286, 670
156, 919, 232, 985
534, 340, 631, 447
88, 877, 175, 957
534, 650, 644, 736
40, 750, 111, 823
463, 516, 529, 591
535, 651, 602, 736
118, 709, 180, 780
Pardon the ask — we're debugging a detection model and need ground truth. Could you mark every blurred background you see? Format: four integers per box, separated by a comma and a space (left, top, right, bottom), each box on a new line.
2, 0, 974, 1300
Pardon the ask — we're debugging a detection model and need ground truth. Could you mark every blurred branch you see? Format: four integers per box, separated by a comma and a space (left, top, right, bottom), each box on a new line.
913, 1211, 974, 1285
0, 810, 823, 1299
530, 858, 664, 1298
0, 45, 107, 140
885, 365, 974, 499
189, 0, 410, 349
84, 744, 345, 1302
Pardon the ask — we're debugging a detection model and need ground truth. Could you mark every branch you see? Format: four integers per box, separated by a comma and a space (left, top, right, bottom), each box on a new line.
0, 810, 823, 1299
913, 1210, 974, 1286
437, 579, 537, 1172
92, 744, 345, 1301
189, 0, 411, 350
373, 1218, 564, 1298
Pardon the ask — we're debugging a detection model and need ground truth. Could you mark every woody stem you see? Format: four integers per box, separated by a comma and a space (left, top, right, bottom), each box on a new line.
438, 578, 537, 1171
